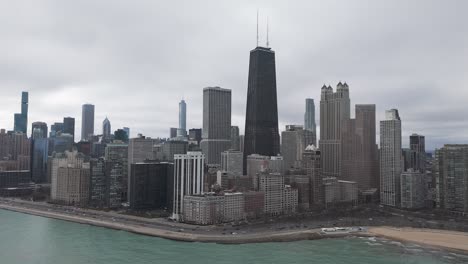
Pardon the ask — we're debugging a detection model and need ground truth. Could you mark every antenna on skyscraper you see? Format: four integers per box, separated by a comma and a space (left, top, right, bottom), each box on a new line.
266, 16, 269, 47
256, 9, 259, 47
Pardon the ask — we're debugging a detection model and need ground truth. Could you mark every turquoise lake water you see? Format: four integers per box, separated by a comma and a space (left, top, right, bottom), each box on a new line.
0, 209, 467, 264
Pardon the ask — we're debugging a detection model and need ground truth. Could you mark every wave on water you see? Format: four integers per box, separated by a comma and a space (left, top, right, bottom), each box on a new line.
388, 241, 403, 247
365, 242, 383, 246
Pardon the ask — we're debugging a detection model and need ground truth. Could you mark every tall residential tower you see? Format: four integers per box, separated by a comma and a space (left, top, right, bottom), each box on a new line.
380, 109, 402, 207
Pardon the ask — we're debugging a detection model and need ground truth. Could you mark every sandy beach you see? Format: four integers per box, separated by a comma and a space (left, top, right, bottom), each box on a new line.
368, 227, 468, 253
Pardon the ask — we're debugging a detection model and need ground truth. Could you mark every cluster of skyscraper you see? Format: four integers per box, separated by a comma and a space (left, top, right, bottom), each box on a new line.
0, 38, 467, 224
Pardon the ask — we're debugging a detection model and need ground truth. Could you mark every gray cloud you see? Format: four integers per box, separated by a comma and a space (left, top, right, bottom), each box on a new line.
0, 0, 467, 150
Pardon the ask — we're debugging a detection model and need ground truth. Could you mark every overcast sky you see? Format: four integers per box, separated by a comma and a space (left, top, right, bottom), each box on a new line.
0, 0, 467, 150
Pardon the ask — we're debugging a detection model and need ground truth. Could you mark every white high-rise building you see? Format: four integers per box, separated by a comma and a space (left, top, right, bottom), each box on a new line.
172, 151, 205, 220
380, 109, 402, 207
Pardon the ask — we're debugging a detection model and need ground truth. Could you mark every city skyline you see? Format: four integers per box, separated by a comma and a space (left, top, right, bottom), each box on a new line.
0, 1, 467, 149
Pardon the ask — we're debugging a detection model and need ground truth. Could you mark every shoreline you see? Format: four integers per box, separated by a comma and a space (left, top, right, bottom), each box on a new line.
1, 202, 468, 253
368, 226, 468, 254
0, 203, 356, 244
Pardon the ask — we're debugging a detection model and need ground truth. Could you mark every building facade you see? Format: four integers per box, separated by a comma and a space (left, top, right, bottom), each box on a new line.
304, 98, 316, 145
161, 140, 188, 162
105, 142, 129, 201
281, 125, 308, 170
183, 194, 224, 225
177, 100, 187, 138
129, 162, 173, 210
303, 145, 323, 207
188, 128, 202, 145
128, 135, 154, 184
341, 104, 379, 191
50, 151, 90, 206
172, 152, 205, 220
319, 83, 350, 179
200, 87, 232, 165
14, 92, 28, 134
63, 117, 75, 141
221, 150, 243, 176
400, 170, 426, 209
410, 133, 426, 173
380, 109, 402, 207
102, 117, 111, 140
31, 122, 48, 139
81, 104, 95, 141
247, 154, 284, 190
230, 126, 240, 151
434, 145, 468, 213
243, 46, 281, 174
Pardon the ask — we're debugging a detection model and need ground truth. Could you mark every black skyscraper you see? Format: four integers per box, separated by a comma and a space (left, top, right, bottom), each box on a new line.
63, 117, 75, 141
243, 46, 280, 173
14, 91, 28, 134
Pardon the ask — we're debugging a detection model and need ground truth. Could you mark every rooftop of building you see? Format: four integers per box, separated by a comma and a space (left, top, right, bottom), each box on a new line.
203, 86, 231, 92
252, 46, 274, 53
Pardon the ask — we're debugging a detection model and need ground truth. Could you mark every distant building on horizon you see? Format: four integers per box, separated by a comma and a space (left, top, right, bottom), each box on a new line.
170, 128, 178, 139
63, 117, 75, 142
177, 100, 187, 138
81, 104, 95, 141
14, 91, 28, 134
50, 122, 64, 138
188, 128, 202, 145
200, 87, 231, 165
304, 98, 316, 145
230, 126, 240, 151
31, 122, 48, 139
410, 133, 426, 173
31, 124, 49, 183
380, 109, 402, 207
123, 127, 130, 139
102, 117, 111, 140
243, 46, 280, 174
